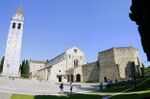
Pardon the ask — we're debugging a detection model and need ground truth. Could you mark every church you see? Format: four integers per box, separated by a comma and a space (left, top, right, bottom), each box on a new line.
29, 46, 143, 83
29, 47, 88, 82
1, 7, 143, 84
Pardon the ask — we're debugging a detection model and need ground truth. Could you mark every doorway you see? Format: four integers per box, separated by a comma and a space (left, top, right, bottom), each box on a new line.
76, 74, 81, 82
104, 77, 107, 82
57, 76, 62, 82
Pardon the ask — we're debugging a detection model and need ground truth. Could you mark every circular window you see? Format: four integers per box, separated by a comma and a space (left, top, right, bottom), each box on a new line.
74, 49, 77, 53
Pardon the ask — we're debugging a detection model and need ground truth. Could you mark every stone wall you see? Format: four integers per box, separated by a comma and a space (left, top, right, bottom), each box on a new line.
99, 46, 142, 83
114, 47, 142, 79
82, 62, 99, 82
99, 48, 119, 82
29, 60, 46, 79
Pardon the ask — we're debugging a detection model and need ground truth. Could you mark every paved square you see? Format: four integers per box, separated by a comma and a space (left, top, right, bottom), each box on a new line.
0, 77, 99, 96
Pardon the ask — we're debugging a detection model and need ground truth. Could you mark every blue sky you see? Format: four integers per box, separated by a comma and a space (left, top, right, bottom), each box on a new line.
0, 0, 149, 66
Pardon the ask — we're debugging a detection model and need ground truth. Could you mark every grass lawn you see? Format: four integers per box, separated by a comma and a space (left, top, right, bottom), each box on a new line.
110, 91, 150, 99
100, 76, 150, 93
100, 83, 132, 93
109, 77, 150, 99
11, 94, 101, 99
88, 76, 150, 97
11, 94, 34, 99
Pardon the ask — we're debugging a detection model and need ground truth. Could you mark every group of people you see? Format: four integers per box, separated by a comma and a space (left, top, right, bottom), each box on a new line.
59, 82, 73, 94
9, 76, 15, 80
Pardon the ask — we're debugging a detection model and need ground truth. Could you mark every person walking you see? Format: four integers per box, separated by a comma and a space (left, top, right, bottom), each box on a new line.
70, 82, 73, 94
59, 82, 64, 93
100, 82, 103, 90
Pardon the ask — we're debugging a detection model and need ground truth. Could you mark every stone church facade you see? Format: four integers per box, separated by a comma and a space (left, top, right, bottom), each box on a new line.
29, 46, 143, 83
29, 47, 86, 82
99, 46, 142, 83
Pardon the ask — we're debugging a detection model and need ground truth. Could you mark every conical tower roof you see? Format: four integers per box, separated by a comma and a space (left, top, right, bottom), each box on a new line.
16, 7, 23, 15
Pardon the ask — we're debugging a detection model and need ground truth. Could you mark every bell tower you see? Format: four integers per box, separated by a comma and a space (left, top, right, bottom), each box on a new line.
2, 7, 24, 77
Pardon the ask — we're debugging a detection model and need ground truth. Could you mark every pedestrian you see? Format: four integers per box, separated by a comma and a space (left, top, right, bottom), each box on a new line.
100, 82, 103, 90
70, 82, 73, 94
59, 82, 64, 93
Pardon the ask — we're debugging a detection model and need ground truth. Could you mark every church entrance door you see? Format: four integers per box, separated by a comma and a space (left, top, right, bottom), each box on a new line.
58, 76, 62, 82
76, 74, 81, 82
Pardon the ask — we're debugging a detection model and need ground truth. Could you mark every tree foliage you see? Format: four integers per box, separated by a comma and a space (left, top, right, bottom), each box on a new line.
20, 60, 29, 78
129, 0, 150, 61
0, 56, 5, 73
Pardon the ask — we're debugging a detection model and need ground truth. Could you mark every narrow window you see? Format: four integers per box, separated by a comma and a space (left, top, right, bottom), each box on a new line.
18, 23, 21, 29
12, 23, 16, 29
74, 59, 79, 67
69, 54, 71, 59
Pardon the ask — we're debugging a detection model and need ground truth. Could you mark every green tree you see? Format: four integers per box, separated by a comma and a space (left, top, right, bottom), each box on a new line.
0, 56, 5, 73
141, 63, 145, 77
20, 60, 29, 78
25, 60, 29, 78
20, 60, 25, 77
129, 0, 150, 61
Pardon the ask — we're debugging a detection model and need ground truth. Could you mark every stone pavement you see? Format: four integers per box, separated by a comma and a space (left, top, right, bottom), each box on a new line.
0, 77, 100, 99
0, 92, 11, 99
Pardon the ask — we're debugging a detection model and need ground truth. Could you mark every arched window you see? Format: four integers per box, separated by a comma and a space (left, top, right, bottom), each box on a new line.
12, 23, 16, 29
18, 23, 21, 29
74, 59, 79, 67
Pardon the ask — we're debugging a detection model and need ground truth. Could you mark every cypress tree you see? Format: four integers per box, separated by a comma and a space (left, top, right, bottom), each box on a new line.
0, 56, 5, 73
25, 60, 29, 78
21, 60, 26, 77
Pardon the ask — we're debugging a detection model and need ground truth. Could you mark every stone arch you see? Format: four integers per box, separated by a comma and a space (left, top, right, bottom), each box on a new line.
76, 74, 81, 82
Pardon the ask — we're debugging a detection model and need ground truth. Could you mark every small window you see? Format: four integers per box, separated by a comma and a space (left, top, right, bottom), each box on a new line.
18, 23, 21, 29
12, 23, 16, 29
69, 55, 71, 59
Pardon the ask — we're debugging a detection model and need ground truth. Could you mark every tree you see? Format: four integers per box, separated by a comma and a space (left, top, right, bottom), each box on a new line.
25, 60, 29, 78
0, 56, 5, 73
129, 0, 150, 61
20, 60, 25, 77
20, 60, 29, 78
141, 63, 145, 77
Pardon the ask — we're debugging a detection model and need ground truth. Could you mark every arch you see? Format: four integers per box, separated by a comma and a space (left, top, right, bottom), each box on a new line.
18, 23, 21, 29
12, 23, 16, 28
74, 59, 79, 67
76, 74, 81, 82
